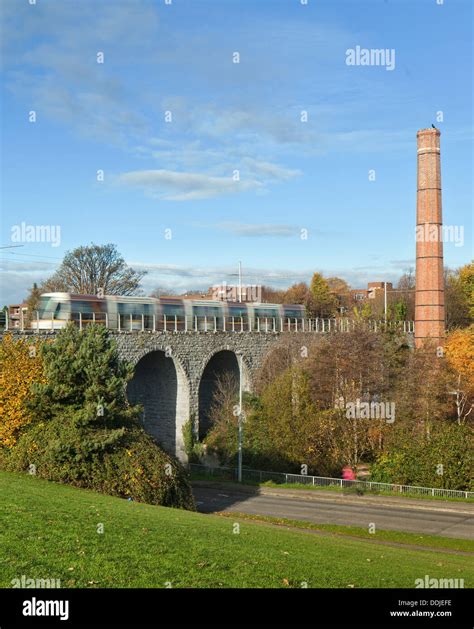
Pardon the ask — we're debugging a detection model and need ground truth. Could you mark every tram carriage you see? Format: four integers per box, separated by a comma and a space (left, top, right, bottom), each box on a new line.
32, 293, 306, 332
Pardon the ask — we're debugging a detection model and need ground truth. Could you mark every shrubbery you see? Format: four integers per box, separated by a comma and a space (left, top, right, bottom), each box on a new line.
1, 325, 194, 509
370, 422, 473, 491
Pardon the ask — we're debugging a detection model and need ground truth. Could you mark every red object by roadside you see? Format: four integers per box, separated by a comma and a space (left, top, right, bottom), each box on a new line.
342, 466, 356, 481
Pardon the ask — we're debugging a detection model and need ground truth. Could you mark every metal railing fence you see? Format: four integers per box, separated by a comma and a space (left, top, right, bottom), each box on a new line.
189, 463, 473, 499
2, 310, 415, 335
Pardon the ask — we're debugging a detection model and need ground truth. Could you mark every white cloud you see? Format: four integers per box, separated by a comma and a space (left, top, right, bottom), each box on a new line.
216, 222, 299, 237
115, 169, 263, 201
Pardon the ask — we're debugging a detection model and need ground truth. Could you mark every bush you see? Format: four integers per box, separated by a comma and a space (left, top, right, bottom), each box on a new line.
4, 415, 194, 508
181, 416, 203, 464
2, 324, 194, 509
370, 422, 473, 491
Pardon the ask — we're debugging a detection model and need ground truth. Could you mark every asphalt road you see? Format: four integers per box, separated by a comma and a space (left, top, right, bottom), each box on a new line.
192, 484, 474, 539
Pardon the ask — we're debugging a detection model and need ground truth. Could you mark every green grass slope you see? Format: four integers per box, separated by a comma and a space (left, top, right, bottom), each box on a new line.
0, 471, 472, 589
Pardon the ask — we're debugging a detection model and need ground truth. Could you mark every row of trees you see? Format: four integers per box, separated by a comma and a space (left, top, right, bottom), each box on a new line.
201, 326, 473, 489
262, 264, 472, 327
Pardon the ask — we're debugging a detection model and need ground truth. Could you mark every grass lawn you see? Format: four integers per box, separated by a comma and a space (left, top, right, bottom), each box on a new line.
1, 471, 472, 589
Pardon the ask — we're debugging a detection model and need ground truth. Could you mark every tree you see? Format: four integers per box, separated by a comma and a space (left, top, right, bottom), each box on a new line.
308, 273, 337, 317
393, 300, 407, 321
458, 262, 474, 320
25, 283, 42, 326
445, 265, 472, 329
260, 285, 286, 304
149, 287, 176, 298
326, 277, 351, 314
306, 327, 406, 466
283, 282, 309, 304
41, 243, 146, 296
397, 268, 415, 320
326, 277, 350, 294
244, 367, 342, 475
444, 327, 474, 424
0, 335, 46, 448
203, 373, 239, 464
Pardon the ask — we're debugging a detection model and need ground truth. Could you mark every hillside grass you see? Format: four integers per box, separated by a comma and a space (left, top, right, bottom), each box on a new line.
0, 471, 472, 589
218, 511, 474, 554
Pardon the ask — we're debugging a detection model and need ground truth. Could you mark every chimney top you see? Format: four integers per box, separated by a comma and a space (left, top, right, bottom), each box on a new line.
417, 128, 440, 136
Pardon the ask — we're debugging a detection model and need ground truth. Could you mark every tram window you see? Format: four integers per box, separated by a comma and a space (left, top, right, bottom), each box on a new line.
192, 305, 222, 317
254, 308, 279, 318
283, 308, 304, 318
118, 303, 154, 316
162, 303, 185, 317
54, 302, 71, 319
228, 306, 248, 317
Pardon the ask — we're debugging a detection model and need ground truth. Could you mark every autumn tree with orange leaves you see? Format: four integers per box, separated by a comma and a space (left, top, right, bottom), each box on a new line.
0, 334, 46, 448
445, 326, 474, 424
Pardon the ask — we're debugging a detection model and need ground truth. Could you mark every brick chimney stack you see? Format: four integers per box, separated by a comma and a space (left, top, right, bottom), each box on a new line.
415, 128, 445, 348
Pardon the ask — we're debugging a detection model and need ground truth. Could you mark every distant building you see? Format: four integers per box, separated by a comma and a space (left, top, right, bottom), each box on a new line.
208, 283, 263, 303
8, 303, 28, 328
350, 282, 393, 303
367, 282, 393, 298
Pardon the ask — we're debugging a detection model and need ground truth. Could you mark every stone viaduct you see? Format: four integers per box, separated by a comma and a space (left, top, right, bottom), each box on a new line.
115, 331, 304, 462
3, 325, 414, 462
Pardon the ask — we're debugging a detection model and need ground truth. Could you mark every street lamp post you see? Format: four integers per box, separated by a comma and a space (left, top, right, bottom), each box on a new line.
236, 351, 243, 482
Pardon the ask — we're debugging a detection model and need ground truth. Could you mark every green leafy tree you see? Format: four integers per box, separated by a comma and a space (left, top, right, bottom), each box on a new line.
445, 263, 472, 329
393, 300, 407, 321
308, 273, 337, 317
25, 283, 42, 325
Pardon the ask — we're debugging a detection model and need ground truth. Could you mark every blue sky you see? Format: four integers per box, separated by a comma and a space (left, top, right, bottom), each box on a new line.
1, 0, 472, 304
